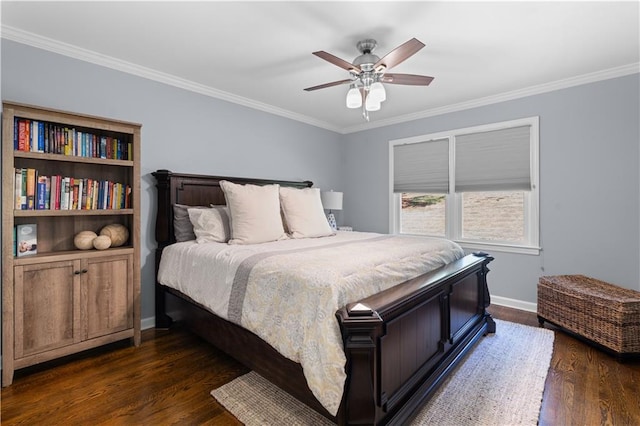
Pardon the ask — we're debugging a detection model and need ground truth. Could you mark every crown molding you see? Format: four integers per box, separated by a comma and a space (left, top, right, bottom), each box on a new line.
342, 62, 640, 134
1, 26, 341, 133
3, 25, 637, 136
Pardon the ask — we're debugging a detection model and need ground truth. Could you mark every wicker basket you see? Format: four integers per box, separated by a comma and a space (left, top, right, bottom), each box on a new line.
537, 275, 640, 356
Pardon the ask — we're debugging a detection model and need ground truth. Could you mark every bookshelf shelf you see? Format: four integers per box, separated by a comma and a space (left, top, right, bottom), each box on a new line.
14, 208, 134, 217
14, 150, 134, 167
2, 101, 141, 387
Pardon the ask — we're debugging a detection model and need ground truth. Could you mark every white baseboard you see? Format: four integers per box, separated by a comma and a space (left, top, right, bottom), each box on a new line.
491, 295, 537, 313
141, 316, 156, 330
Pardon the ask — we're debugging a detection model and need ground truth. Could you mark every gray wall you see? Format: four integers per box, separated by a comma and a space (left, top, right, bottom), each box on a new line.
2, 39, 639, 322
343, 74, 640, 303
1, 40, 345, 324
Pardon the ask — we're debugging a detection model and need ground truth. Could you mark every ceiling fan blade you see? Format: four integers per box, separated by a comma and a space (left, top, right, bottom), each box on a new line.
381, 73, 434, 86
373, 38, 425, 71
312, 51, 361, 74
304, 79, 353, 91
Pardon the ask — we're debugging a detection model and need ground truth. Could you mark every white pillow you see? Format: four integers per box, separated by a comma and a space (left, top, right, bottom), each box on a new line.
279, 187, 334, 238
187, 206, 231, 243
220, 180, 287, 244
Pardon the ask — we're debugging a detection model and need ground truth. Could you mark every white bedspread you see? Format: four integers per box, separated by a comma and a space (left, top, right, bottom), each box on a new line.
157, 231, 464, 415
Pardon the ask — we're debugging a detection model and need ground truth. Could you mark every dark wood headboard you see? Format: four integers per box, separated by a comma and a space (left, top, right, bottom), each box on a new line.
152, 169, 313, 249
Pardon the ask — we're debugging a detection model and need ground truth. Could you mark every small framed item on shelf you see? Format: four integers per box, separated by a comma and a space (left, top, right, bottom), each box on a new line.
15, 224, 37, 257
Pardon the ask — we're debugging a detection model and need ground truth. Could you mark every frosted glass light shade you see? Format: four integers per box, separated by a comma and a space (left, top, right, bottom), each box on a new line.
369, 82, 386, 103
365, 95, 381, 111
346, 87, 362, 109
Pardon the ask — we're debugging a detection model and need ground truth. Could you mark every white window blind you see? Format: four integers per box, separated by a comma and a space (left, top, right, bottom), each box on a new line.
393, 138, 449, 193
455, 125, 531, 192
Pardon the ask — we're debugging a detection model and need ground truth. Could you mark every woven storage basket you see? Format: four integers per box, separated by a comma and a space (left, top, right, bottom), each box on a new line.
538, 275, 640, 355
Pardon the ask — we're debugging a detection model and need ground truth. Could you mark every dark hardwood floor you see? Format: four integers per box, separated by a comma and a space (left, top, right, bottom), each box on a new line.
2, 305, 639, 425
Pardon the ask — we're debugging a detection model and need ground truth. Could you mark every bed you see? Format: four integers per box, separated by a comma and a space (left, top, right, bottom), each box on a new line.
152, 170, 495, 425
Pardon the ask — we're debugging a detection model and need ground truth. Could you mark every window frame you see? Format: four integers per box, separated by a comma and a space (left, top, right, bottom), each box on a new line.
389, 117, 540, 255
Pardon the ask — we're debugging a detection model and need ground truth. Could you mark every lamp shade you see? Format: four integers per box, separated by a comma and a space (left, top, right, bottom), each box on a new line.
320, 191, 343, 211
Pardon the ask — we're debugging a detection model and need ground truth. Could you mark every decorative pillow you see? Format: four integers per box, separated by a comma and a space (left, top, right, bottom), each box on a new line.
173, 204, 203, 242
279, 187, 334, 238
187, 206, 231, 243
220, 180, 287, 244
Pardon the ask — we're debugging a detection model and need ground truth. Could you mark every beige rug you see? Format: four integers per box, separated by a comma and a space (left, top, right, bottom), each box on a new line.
211, 319, 555, 425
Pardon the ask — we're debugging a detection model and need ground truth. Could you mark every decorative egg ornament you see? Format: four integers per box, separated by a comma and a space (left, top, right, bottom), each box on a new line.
74, 231, 98, 250
100, 224, 129, 247
92, 235, 112, 250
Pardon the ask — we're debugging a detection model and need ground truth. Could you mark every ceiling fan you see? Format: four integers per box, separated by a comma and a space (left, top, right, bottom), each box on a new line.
304, 38, 434, 121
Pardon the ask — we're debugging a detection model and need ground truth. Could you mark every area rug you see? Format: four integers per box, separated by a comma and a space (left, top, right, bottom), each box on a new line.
210, 319, 555, 425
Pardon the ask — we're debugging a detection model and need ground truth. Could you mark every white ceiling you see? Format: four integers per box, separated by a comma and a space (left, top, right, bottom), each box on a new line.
2, 1, 639, 133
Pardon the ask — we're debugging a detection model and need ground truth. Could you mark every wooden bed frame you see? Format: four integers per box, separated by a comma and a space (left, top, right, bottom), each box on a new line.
153, 170, 496, 425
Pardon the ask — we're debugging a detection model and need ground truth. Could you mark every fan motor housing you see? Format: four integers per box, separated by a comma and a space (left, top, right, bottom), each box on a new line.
353, 39, 380, 70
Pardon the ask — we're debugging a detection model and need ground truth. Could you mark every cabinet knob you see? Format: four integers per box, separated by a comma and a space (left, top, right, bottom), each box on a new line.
81, 269, 88, 274
74, 270, 81, 275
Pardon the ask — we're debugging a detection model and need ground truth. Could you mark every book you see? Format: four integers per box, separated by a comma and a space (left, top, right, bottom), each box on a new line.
16, 224, 37, 257
85, 178, 93, 209
36, 175, 47, 210
61, 177, 71, 210
17, 119, 28, 151
71, 179, 80, 210
44, 176, 51, 210
53, 175, 62, 210
38, 121, 45, 152
14, 117, 18, 150
77, 178, 84, 210
14, 168, 23, 210
26, 168, 36, 210
30, 120, 39, 152
20, 169, 27, 209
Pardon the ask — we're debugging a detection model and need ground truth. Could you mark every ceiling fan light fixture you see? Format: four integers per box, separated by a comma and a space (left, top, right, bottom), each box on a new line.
346, 85, 362, 108
306, 37, 432, 120
369, 82, 386, 103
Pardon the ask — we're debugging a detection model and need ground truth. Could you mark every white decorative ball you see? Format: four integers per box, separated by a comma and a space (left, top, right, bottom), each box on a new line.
92, 235, 112, 250
74, 231, 98, 250
100, 224, 129, 247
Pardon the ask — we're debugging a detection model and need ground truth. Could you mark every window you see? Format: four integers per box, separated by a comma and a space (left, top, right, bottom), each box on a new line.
390, 117, 539, 254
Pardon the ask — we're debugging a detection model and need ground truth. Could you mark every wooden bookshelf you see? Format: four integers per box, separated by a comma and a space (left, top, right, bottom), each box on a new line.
2, 102, 141, 386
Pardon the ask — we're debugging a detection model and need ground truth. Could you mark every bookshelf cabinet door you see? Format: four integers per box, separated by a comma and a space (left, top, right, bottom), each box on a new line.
82, 254, 133, 340
14, 260, 82, 358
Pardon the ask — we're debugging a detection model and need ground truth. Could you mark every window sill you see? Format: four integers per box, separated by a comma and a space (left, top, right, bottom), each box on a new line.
457, 240, 541, 256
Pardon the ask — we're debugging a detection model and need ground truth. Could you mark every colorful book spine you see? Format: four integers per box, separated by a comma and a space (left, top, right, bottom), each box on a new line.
14, 168, 23, 210
53, 175, 62, 210
36, 175, 47, 210
61, 177, 71, 210
30, 120, 39, 152
14, 118, 18, 150
26, 168, 36, 210
44, 176, 51, 210
17, 120, 28, 151
38, 121, 45, 152
20, 169, 27, 209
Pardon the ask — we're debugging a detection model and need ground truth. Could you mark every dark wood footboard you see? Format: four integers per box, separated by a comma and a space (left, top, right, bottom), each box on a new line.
152, 170, 494, 426
337, 253, 494, 425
